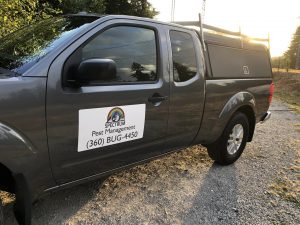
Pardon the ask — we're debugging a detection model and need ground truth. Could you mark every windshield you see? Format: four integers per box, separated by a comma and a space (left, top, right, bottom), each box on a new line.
0, 16, 99, 75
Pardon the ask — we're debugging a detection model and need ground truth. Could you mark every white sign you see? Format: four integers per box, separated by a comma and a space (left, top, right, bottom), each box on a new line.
78, 104, 146, 152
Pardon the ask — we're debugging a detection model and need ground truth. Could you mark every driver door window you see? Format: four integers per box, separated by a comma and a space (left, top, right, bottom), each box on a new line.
81, 26, 158, 83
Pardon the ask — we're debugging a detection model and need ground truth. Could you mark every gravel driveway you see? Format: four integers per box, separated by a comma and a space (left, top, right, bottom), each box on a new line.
2, 99, 300, 225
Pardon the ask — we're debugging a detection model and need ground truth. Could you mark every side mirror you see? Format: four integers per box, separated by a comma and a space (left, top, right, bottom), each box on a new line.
76, 59, 117, 84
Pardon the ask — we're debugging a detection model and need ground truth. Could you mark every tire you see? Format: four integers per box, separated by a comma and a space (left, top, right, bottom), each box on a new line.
207, 112, 249, 165
0, 199, 3, 225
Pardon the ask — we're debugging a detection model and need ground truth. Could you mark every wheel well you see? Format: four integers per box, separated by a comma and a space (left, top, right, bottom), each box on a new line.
237, 105, 256, 142
0, 163, 15, 194
0, 164, 32, 224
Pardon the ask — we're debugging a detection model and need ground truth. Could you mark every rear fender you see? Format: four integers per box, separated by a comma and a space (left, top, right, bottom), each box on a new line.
219, 92, 256, 122
196, 91, 256, 145
214, 92, 256, 141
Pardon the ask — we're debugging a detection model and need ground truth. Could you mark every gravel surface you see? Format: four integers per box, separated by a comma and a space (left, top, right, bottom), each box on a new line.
1, 99, 300, 225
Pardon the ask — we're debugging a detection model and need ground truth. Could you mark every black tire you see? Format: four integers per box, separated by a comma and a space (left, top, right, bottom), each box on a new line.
207, 112, 249, 165
0, 199, 4, 225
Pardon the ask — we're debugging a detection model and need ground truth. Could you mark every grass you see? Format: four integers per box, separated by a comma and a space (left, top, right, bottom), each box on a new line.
269, 176, 300, 207
268, 146, 300, 207
273, 68, 300, 75
0, 191, 15, 205
267, 72, 300, 206
295, 124, 300, 133
272, 70, 300, 113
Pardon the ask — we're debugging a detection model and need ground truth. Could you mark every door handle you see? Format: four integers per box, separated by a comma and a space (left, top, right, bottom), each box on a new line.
148, 93, 168, 105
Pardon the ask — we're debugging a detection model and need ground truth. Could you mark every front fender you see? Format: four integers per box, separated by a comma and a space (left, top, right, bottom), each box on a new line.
0, 122, 37, 172
0, 121, 55, 201
0, 77, 55, 200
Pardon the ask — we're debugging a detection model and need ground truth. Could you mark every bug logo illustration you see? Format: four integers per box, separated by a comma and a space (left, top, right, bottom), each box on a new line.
105, 107, 125, 128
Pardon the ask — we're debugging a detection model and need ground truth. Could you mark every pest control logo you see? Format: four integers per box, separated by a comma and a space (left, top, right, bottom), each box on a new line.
105, 107, 125, 128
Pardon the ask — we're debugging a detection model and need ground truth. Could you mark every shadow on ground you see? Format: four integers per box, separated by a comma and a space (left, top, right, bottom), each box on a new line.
182, 164, 239, 225
3, 179, 105, 225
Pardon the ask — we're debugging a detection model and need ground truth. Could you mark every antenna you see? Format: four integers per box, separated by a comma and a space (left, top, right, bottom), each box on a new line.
199, 13, 206, 52
202, 0, 207, 20
171, 0, 176, 22
200, 0, 207, 51
239, 26, 243, 48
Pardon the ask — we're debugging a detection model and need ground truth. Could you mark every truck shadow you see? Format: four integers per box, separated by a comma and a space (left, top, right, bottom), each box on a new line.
181, 163, 239, 225
3, 179, 105, 225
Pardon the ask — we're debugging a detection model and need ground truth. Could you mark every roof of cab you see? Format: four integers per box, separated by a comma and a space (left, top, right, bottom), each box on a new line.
64, 12, 195, 30
65, 13, 268, 52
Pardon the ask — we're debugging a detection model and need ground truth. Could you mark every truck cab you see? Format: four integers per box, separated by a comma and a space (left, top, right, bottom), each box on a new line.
0, 14, 272, 225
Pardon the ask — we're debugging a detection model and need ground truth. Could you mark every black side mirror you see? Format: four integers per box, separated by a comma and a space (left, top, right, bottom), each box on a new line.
76, 59, 117, 84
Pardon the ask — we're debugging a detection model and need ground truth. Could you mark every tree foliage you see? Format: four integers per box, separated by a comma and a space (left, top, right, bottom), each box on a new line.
0, 0, 61, 37
0, 0, 158, 38
284, 26, 300, 69
56, 0, 158, 17
105, 0, 158, 18
58, 0, 106, 14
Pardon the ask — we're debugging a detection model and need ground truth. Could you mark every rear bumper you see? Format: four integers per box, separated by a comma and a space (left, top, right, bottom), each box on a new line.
260, 111, 271, 123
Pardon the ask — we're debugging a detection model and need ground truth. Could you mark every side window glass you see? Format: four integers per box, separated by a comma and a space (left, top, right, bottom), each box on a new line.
82, 26, 157, 83
170, 31, 197, 82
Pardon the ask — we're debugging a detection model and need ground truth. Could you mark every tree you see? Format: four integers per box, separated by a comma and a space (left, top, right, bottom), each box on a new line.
0, 0, 61, 37
48, 0, 157, 18
58, 0, 106, 14
131, 62, 156, 81
284, 26, 300, 69
0, 0, 158, 38
105, 0, 158, 18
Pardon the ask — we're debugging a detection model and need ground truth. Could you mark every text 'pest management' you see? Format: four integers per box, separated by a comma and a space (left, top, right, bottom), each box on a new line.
78, 104, 146, 152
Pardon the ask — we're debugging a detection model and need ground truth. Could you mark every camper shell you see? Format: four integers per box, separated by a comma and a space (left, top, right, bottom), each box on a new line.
174, 20, 272, 80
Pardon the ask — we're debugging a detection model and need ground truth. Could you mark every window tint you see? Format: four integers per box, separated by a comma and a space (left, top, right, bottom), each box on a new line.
82, 26, 157, 83
170, 31, 197, 82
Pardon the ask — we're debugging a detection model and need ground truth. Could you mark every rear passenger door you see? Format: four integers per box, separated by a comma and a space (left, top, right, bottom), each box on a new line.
166, 28, 206, 148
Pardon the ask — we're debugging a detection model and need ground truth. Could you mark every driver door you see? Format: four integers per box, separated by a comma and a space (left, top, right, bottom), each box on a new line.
46, 19, 170, 184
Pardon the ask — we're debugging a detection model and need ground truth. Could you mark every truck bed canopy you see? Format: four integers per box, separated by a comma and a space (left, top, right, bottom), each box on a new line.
173, 21, 269, 52
173, 20, 272, 78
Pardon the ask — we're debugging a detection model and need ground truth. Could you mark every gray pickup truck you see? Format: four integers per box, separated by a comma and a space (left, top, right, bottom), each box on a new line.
0, 13, 273, 225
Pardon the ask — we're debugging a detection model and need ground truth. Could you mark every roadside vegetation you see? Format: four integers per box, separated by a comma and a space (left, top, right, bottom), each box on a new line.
0, 0, 158, 38
272, 26, 300, 70
272, 70, 300, 113
268, 141, 300, 208
268, 70, 300, 208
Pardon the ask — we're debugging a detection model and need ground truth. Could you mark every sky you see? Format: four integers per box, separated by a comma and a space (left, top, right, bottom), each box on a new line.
149, 0, 300, 57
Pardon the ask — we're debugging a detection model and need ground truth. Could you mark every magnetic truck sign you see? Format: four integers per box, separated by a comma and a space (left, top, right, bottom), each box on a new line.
78, 104, 146, 152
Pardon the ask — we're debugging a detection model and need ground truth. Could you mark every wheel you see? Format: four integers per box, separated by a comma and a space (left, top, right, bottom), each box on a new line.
207, 112, 249, 165
0, 199, 4, 225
